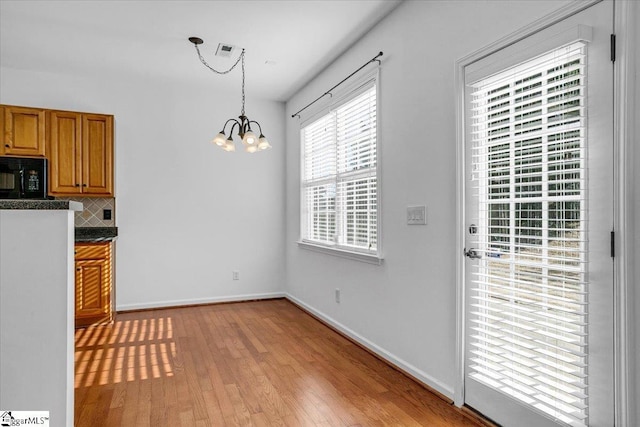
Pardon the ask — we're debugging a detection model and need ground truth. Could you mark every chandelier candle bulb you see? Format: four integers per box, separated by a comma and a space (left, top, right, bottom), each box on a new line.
258, 134, 271, 150
242, 130, 258, 146
189, 36, 272, 154
223, 137, 236, 152
212, 132, 227, 146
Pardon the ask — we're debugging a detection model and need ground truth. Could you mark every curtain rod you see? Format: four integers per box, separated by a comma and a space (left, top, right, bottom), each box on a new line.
291, 51, 383, 119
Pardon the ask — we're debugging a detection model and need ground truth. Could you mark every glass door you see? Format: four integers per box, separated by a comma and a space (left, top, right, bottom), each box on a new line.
463, 2, 614, 426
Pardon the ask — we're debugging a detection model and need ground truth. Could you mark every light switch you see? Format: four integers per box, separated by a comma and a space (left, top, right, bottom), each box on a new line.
407, 205, 427, 225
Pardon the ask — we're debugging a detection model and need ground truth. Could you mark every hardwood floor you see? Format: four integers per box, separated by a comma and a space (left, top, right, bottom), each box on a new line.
75, 299, 482, 426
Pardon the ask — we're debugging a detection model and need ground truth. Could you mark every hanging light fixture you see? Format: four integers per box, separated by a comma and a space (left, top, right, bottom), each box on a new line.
189, 36, 271, 153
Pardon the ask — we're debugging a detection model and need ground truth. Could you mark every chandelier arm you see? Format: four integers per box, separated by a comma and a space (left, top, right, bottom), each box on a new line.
221, 118, 238, 133
193, 44, 243, 75
248, 120, 263, 135
228, 121, 241, 137
237, 115, 250, 135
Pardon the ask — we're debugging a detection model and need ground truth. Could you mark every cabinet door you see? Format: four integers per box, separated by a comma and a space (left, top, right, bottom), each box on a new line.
82, 114, 113, 196
48, 111, 82, 195
2, 106, 46, 156
0, 106, 4, 155
75, 243, 112, 328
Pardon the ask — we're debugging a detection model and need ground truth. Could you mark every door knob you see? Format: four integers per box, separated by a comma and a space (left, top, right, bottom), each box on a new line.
464, 247, 482, 259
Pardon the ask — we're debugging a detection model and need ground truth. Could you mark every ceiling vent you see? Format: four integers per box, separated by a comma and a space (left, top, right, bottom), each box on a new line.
215, 43, 236, 58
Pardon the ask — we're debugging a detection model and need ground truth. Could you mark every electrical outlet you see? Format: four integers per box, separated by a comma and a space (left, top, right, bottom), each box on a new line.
335, 288, 340, 303
232, 271, 239, 280
103, 209, 112, 220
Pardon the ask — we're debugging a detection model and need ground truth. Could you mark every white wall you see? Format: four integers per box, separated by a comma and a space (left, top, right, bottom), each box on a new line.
0, 66, 286, 310
0, 209, 75, 427
285, 0, 629, 400
632, 3, 640, 424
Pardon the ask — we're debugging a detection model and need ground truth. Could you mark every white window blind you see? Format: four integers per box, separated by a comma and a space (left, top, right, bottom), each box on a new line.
469, 42, 588, 426
301, 81, 378, 254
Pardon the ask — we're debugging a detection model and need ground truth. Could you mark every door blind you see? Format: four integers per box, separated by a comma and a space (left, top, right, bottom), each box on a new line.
301, 83, 377, 252
468, 42, 588, 427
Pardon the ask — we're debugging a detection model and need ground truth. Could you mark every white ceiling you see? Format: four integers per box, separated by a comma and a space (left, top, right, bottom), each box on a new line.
0, 0, 403, 102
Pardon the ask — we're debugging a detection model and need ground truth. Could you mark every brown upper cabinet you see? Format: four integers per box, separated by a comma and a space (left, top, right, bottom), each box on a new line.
48, 111, 114, 196
1, 105, 47, 157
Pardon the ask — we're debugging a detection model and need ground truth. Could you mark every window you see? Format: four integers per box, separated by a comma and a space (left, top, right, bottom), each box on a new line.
300, 77, 379, 260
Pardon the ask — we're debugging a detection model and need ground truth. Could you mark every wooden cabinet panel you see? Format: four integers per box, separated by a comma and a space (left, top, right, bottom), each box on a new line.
82, 114, 113, 195
48, 112, 113, 197
2, 106, 46, 157
48, 111, 83, 194
76, 260, 108, 313
75, 242, 112, 328
75, 243, 109, 260
0, 107, 4, 153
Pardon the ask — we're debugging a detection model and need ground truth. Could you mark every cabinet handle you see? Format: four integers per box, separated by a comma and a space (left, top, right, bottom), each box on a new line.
76, 268, 81, 271
4, 144, 9, 148
82, 184, 87, 187
75, 184, 80, 187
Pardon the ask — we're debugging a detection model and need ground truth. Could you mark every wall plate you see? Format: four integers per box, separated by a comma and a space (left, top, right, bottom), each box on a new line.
407, 205, 427, 225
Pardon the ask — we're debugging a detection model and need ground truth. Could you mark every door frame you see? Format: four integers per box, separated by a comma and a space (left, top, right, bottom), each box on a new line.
454, 0, 637, 425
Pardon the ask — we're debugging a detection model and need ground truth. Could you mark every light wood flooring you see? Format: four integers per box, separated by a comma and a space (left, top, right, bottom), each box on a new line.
75, 299, 482, 426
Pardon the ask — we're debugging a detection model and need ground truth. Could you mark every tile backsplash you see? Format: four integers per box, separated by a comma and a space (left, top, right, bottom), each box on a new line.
57, 197, 116, 227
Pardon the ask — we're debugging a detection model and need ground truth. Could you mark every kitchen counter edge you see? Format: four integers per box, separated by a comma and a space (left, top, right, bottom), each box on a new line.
0, 200, 83, 211
75, 227, 118, 242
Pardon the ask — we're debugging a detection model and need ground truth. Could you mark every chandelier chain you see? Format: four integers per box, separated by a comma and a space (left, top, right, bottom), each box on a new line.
193, 44, 244, 75
193, 44, 246, 116
241, 51, 246, 116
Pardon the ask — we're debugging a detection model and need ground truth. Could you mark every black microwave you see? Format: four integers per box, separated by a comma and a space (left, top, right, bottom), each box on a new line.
0, 156, 48, 199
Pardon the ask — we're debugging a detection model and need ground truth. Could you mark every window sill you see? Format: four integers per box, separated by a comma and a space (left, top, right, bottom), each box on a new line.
297, 241, 383, 265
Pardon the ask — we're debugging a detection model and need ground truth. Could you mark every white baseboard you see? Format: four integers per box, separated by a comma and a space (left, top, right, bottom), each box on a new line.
284, 293, 455, 399
116, 291, 454, 399
116, 292, 286, 312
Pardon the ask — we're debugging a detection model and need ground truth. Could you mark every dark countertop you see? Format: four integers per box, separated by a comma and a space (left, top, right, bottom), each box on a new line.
0, 199, 83, 211
75, 227, 118, 242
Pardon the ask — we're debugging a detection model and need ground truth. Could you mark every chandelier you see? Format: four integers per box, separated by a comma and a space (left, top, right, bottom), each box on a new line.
188, 37, 271, 153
